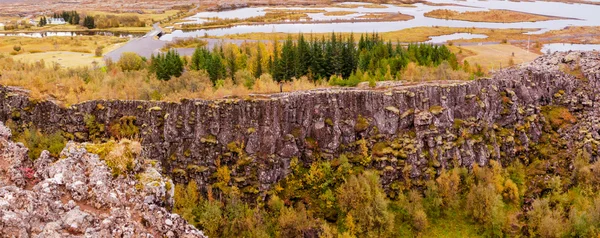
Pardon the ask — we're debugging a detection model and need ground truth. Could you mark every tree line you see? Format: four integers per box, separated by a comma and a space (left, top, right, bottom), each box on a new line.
186, 33, 460, 86
53, 11, 81, 25
38, 11, 96, 29
134, 33, 482, 89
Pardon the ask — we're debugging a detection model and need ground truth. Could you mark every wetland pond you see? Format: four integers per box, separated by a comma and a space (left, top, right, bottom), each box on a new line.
160, 0, 600, 40
3, 0, 600, 44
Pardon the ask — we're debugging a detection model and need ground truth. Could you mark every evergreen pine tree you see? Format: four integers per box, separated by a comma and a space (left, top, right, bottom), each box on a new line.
151, 50, 183, 81
295, 34, 311, 78
271, 39, 282, 81
207, 52, 225, 84
254, 43, 263, 78
191, 46, 211, 71
226, 47, 237, 79
83, 16, 95, 29
279, 36, 296, 81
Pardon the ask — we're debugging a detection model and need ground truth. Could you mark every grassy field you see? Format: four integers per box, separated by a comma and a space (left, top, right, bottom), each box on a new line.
454, 44, 540, 70
0, 23, 152, 33
215, 27, 534, 43
85, 10, 180, 23
0, 35, 127, 68
12, 51, 103, 68
323, 11, 357, 16
424, 9, 563, 23
0, 10, 178, 34
0, 35, 127, 55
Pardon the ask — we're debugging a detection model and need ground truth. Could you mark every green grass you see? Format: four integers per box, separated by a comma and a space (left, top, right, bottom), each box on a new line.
424, 211, 483, 238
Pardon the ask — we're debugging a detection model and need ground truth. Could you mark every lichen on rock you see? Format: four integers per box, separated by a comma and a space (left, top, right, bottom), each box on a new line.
0, 122, 205, 237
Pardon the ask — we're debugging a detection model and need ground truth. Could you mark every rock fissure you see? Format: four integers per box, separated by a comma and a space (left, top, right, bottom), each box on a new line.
0, 51, 599, 201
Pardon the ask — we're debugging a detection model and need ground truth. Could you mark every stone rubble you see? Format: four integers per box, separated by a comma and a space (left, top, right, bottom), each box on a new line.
0, 122, 206, 238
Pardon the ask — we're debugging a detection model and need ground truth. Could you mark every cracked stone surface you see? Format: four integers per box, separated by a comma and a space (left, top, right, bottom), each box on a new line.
0, 122, 205, 238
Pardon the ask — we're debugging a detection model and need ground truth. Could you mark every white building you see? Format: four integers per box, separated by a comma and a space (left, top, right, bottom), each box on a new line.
47, 18, 66, 25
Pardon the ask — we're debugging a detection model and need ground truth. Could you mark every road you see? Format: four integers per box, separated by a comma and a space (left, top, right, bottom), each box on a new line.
104, 27, 259, 61
104, 23, 167, 61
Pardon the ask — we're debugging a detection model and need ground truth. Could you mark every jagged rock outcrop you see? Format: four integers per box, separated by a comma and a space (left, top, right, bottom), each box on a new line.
0, 122, 206, 237
0, 51, 599, 200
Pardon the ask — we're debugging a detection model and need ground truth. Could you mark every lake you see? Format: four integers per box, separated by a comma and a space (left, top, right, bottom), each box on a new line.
160, 0, 600, 40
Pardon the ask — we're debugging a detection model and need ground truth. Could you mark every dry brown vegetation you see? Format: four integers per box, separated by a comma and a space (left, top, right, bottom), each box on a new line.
451, 44, 540, 71
162, 38, 208, 51
323, 11, 357, 16
0, 35, 127, 55
0, 54, 322, 105
424, 9, 564, 23
217, 27, 533, 43
359, 12, 414, 21
178, 11, 311, 30
0, 45, 472, 105
0, 0, 196, 18
179, 9, 413, 30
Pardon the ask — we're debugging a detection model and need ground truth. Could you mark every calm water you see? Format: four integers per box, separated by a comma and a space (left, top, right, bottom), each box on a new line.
4, 1, 600, 42
542, 43, 600, 53
161, 0, 600, 40
426, 33, 488, 43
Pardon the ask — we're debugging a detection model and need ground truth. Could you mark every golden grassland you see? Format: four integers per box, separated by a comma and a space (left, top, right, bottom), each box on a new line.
0, 36, 127, 55
362, 4, 389, 8
424, 9, 563, 23
451, 44, 540, 70
215, 27, 534, 43
265, 9, 327, 14
0, 16, 17, 22
161, 38, 207, 51
177, 9, 413, 30
0, 24, 82, 33
393, 3, 417, 8
0, 10, 178, 34
177, 11, 311, 30
448, 45, 477, 63
335, 4, 362, 8
446, 26, 600, 53
323, 11, 357, 16
359, 12, 414, 21
12, 51, 103, 68
85, 10, 181, 23
0, 23, 152, 34
0, 54, 472, 105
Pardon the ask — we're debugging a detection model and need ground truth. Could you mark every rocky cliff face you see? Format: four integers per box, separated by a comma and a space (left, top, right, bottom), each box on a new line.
1, 52, 599, 201
0, 122, 206, 237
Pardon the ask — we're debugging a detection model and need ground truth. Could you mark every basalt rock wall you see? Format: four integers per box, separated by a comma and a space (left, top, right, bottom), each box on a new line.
1, 52, 599, 196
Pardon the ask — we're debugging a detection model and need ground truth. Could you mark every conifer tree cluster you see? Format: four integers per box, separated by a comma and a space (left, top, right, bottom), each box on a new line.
83, 16, 95, 29
38, 17, 48, 27
188, 33, 459, 85
271, 33, 358, 82
150, 49, 184, 81
55, 11, 80, 25
190, 47, 226, 84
